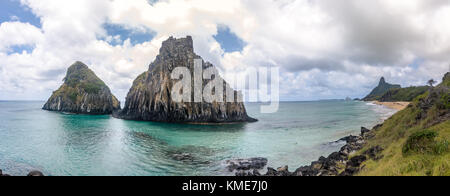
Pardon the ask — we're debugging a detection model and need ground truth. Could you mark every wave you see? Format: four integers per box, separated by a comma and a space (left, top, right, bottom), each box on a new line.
369, 103, 397, 121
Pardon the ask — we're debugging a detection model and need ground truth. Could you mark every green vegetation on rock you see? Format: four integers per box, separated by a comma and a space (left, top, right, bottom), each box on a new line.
64, 61, 106, 94
43, 61, 120, 114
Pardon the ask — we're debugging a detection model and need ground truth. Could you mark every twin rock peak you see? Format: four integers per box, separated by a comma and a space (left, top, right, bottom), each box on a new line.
43, 36, 257, 123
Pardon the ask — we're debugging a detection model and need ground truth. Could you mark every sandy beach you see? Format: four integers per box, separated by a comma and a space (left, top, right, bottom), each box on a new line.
372, 101, 410, 111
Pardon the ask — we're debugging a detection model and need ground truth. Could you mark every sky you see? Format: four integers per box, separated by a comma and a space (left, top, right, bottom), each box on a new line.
0, 0, 449, 101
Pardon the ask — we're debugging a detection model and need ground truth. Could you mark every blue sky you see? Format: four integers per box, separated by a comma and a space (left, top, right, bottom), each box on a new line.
214, 25, 246, 53
102, 23, 156, 46
0, 0, 40, 28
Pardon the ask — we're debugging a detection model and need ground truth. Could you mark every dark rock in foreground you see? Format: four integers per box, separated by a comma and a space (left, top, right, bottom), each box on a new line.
43, 61, 120, 114
27, 170, 45, 176
226, 157, 268, 172
0, 169, 9, 176
0, 169, 44, 176
114, 36, 256, 123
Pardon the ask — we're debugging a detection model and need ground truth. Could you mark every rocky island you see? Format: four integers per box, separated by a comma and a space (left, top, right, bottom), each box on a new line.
43, 61, 120, 114
114, 36, 256, 123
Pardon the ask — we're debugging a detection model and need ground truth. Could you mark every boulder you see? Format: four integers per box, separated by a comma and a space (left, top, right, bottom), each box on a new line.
27, 171, 44, 176
226, 157, 268, 172
265, 167, 278, 176
347, 155, 367, 168
276, 166, 291, 176
363, 146, 384, 160
361, 127, 371, 136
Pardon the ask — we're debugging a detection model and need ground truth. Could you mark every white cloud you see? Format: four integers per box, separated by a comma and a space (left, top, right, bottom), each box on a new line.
0, 21, 43, 52
0, 0, 449, 101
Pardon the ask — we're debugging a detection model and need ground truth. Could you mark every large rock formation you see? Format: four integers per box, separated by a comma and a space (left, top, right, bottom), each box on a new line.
43, 61, 120, 114
114, 36, 256, 123
363, 77, 401, 101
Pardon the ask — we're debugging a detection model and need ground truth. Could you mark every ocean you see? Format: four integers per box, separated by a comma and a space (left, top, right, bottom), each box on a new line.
0, 101, 396, 176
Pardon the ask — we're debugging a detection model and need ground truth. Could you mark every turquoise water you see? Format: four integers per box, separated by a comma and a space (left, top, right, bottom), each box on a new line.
0, 101, 395, 176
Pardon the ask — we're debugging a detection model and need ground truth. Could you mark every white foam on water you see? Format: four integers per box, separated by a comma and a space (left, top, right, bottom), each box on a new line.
365, 102, 376, 106
369, 103, 398, 121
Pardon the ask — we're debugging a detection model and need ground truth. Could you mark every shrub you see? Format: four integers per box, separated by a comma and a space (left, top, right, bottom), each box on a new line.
439, 93, 450, 109
403, 130, 449, 155
81, 82, 102, 94
403, 130, 438, 154
68, 90, 78, 102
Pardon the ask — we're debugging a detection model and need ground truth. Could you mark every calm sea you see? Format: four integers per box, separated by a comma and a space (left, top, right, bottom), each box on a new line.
0, 101, 395, 176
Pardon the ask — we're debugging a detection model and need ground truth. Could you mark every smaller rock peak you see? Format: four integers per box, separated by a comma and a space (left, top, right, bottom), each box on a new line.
379, 77, 386, 85
160, 36, 194, 55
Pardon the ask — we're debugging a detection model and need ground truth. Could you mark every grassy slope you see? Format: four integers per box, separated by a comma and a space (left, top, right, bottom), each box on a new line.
357, 74, 450, 176
379, 86, 430, 102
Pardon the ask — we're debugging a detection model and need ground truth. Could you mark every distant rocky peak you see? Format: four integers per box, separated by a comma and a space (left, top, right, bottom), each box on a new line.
363, 76, 401, 101
379, 77, 386, 85
159, 36, 194, 55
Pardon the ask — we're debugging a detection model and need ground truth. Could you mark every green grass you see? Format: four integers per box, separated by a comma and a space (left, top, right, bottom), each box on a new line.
402, 130, 448, 155
379, 86, 430, 102
440, 93, 450, 109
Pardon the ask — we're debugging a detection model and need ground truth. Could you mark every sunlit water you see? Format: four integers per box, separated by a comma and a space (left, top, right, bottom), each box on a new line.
0, 101, 395, 176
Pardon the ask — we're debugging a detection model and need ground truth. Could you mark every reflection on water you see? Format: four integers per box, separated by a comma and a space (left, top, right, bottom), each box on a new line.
0, 101, 395, 176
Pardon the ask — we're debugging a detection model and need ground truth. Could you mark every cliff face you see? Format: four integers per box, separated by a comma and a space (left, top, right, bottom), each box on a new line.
43, 61, 120, 114
363, 77, 401, 101
115, 36, 256, 123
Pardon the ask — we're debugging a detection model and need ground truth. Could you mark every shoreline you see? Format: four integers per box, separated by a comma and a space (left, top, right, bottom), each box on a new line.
371, 101, 410, 111
232, 125, 384, 176
231, 102, 398, 176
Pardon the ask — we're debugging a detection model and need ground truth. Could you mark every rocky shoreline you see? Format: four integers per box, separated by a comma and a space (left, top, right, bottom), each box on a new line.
228, 125, 385, 176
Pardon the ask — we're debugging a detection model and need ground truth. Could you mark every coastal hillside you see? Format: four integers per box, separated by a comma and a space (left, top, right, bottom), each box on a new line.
43, 61, 120, 114
363, 77, 401, 101
114, 36, 256, 123
379, 86, 430, 102
238, 72, 449, 177
357, 72, 450, 176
